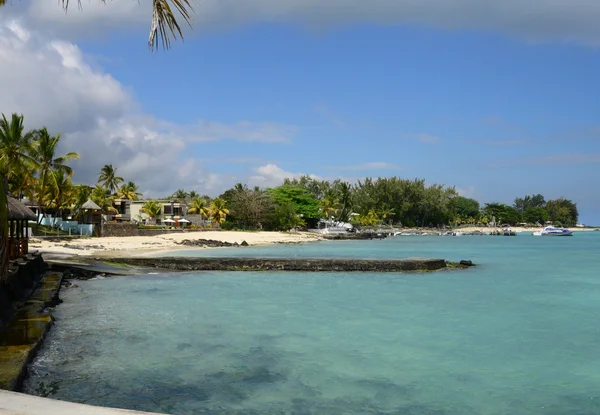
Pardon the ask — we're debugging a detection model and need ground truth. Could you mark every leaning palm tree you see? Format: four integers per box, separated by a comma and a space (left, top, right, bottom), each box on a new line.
187, 197, 209, 218
209, 197, 229, 224
98, 164, 124, 195
141, 200, 163, 224
0, 0, 195, 51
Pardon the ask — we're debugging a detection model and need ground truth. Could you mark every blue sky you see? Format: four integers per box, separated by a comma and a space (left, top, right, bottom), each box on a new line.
1, 1, 600, 223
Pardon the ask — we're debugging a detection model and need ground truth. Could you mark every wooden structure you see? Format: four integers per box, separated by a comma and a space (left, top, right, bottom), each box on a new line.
7, 195, 37, 260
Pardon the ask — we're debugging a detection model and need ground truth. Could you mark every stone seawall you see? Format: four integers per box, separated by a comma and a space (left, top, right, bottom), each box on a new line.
0, 255, 47, 328
101, 223, 139, 237
97, 257, 453, 272
0, 270, 63, 391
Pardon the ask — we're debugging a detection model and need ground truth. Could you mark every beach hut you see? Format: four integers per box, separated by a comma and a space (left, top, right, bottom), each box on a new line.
7, 194, 37, 260
79, 199, 102, 224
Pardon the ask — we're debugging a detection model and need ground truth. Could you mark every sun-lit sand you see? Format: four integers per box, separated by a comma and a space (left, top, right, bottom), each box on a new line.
29, 231, 324, 257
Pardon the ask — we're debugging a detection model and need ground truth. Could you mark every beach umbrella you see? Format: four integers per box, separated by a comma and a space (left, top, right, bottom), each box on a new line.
179, 218, 190, 223
162, 218, 175, 223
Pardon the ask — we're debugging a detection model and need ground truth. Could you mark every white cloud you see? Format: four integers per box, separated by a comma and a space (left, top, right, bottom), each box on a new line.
0, 18, 294, 197
456, 185, 476, 198
248, 163, 320, 188
20, 0, 600, 46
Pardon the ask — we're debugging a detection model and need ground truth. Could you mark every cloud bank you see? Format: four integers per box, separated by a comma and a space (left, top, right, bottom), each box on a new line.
21, 0, 600, 46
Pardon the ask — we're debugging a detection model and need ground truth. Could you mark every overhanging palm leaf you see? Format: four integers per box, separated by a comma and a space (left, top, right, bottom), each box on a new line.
58, 0, 194, 51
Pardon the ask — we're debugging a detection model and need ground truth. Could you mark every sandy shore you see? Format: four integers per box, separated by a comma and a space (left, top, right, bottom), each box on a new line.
29, 231, 324, 258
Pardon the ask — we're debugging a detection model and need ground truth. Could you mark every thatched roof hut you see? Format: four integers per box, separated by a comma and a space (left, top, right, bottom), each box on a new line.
7, 195, 36, 221
81, 199, 102, 210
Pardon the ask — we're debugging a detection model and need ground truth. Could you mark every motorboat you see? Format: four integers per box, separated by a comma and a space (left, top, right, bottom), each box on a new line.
539, 226, 573, 236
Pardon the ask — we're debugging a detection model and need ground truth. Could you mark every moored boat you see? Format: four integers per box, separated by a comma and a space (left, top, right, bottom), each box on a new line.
539, 226, 573, 236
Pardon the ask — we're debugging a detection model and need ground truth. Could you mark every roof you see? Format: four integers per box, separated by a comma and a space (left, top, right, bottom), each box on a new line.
81, 199, 102, 210
7, 195, 37, 220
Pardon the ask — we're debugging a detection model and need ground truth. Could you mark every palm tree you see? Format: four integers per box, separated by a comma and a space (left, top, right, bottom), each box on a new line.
187, 197, 209, 218
42, 169, 74, 224
188, 190, 199, 199
30, 127, 79, 202
321, 192, 337, 219
141, 200, 163, 224
98, 164, 124, 195
1, 1, 195, 51
209, 197, 229, 224
91, 185, 117, 213
0, 113, 38, 181
117, 181, 142, 201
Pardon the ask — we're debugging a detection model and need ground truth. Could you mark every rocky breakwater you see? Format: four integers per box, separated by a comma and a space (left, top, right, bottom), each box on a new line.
96, 257, 472, 273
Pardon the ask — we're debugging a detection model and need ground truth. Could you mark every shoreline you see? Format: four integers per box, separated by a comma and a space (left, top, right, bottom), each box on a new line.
29, 231, 325, 258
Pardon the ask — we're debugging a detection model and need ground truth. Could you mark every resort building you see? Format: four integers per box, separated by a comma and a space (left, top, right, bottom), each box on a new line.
113, 200, 186, 225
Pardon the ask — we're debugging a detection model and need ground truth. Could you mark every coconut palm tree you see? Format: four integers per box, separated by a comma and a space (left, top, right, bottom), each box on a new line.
30, 128, 79, 208
91, 185, 117, 213
0, 113, 38, 182
117, 181, 142, 201
0, 0, 195, 51
188, 190, 199, 199
187, 197, 209, 218
209, 197, 229, 224
98, 164, 124, 195
142, 200, 163, 224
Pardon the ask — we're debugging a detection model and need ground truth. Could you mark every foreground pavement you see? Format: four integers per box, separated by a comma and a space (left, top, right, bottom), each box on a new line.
0, 390, 165, 415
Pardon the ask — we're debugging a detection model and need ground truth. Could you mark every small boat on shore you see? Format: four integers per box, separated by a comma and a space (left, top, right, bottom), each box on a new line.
532, 226, 573, 236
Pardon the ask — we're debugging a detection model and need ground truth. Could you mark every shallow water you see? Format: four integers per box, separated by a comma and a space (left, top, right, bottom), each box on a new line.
24, 233, 600, 414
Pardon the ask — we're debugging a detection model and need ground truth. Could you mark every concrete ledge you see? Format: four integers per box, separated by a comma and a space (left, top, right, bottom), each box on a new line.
0, 272, 62, 391
0, 390, 166, 415
94, 257, 451, 272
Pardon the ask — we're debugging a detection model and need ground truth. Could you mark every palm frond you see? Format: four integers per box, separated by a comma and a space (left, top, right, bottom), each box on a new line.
60, 0, 194, 51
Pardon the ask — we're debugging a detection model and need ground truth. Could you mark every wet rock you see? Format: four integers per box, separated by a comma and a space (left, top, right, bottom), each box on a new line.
240, 240, 249, 246
459, 260, 475, 267
176, 239, 240, 248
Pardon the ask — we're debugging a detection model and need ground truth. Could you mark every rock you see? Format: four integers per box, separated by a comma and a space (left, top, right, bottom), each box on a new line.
240, 240, 249, 246
459, 260, 475, 267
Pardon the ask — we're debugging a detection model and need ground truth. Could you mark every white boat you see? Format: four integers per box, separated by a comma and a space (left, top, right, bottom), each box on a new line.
540, 226, 573, 236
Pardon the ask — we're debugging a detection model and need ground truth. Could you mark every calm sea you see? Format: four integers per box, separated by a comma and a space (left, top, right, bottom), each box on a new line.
24, 232, 600, 415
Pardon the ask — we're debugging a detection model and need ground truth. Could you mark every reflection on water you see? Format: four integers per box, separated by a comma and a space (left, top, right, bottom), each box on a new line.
23, 234, 600, 414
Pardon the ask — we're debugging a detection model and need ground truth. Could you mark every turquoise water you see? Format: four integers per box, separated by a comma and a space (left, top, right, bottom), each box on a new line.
24, 233, 600, 414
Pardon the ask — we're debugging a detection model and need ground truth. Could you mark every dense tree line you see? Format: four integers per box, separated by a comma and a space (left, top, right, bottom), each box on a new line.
215, 177, 579, 230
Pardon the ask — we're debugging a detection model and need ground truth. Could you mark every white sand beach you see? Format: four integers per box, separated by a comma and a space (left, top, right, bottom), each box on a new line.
29, 231, 324, 257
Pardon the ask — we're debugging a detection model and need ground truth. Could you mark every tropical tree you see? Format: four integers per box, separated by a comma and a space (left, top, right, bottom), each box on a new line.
0, 113, 38, 182
98, 164, 124, 194
91, 185, 117, 213
141, 200, 163, 224
188, 190, 199, 199
187, 197, 210, 218
276, 203, 306, 231
29, 128, 79, 217
209, 198, 229, 224
117, 181, 142, 200
320, 190, 337, 219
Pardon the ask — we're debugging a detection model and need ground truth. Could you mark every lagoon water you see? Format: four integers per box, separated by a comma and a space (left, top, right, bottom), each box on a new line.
24, 233, 600, 414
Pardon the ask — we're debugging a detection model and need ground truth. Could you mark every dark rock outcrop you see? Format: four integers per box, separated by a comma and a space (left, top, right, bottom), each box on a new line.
459, 260, 475, 267
176, 239, 249, 248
